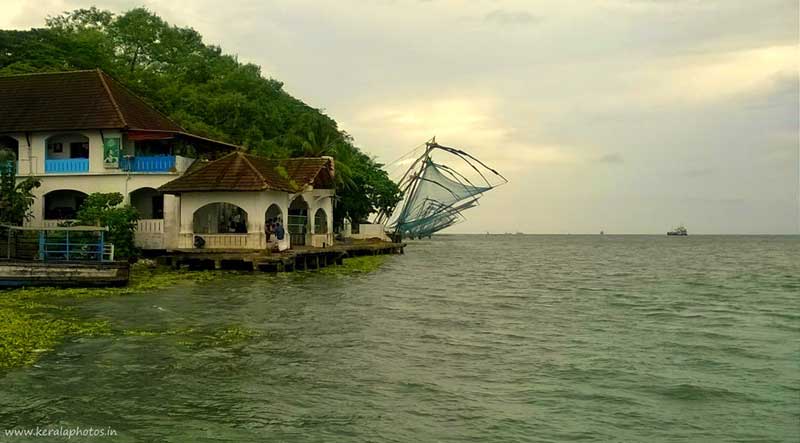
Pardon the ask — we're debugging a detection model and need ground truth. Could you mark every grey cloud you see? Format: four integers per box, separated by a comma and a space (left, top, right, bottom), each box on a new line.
3, 0, 795, 233
484, 9, 540, 26
681, 168, 713, 178
597, 153, 624, 164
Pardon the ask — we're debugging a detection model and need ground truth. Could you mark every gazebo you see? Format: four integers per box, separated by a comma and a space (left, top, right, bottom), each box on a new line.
159, 152, 335, 250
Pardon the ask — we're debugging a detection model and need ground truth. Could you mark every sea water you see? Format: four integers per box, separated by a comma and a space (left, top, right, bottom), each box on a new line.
1, 235, 798, 442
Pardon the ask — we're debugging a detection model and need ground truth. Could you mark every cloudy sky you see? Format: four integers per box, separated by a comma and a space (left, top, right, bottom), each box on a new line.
3, 0, 798, 234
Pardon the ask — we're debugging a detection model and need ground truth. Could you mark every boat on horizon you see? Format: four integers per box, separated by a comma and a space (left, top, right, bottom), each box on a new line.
667, 225, 688, 236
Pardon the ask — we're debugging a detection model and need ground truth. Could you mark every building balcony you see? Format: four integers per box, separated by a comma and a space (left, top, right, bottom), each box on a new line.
120, 155, 176, 172
45, 158, 89, 174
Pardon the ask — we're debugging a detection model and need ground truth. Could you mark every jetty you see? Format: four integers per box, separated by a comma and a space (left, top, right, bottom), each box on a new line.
156, 239, 404, 272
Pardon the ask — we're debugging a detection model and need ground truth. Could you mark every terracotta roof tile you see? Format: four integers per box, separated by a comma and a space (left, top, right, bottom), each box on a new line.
0, 69, 182, 133
160, 152, 334, 193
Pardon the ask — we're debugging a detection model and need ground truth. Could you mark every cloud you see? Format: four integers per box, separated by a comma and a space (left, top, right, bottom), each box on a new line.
681, 168, 713, 178
1, 0, 796, 233
640, 45, 798, 105
597, 153, 624, 164
484, 9, 540, 26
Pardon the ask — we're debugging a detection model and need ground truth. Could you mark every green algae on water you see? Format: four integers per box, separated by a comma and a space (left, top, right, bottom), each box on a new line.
0, 263, 222, 371
319, 255, 388, 275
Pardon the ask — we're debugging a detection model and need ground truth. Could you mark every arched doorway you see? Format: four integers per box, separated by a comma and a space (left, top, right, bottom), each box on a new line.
44, 190, 88, 220
314, 208, 328, 234
193, 202, 248, 234
130, 187, 164, 219
265, 203, 283, 241
0, 136, 18, 174
288, 196, 308, 246
45, 133, 90, 173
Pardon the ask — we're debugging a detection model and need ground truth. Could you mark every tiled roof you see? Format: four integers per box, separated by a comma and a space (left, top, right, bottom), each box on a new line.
0, 69, 183, 133
160, 152, 335, 193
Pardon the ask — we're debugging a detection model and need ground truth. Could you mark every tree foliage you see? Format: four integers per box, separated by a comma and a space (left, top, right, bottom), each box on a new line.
74, 193, 139, 260
1, 7, 402, 228
0, 150, 40, 226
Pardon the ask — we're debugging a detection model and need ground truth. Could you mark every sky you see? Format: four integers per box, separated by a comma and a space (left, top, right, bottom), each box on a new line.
2, 0, 798, 234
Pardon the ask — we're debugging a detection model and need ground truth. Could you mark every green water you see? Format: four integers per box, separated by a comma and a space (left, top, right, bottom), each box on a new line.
1, 235, 798, 442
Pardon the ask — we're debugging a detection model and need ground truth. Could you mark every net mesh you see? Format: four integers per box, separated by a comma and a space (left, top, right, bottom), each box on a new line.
393, 157, 497, 238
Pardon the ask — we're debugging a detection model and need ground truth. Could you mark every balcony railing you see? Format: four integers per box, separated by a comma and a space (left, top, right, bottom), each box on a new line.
120, 155, 176, 172
45, 158, 89, 173
137, 219, 164, 233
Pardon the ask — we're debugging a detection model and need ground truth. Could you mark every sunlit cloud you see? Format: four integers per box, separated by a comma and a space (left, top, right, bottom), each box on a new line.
635, 45, 798, 105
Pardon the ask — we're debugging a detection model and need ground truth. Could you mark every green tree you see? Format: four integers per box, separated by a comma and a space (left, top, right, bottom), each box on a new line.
74, 193, 139, 260
0, 149, 40, 226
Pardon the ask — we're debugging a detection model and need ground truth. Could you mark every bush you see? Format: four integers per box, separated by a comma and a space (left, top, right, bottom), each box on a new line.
75, 193, 139, 259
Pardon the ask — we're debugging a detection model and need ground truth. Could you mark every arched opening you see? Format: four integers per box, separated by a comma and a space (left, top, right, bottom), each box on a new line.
265, 203, 283, 240
193, 202, 248, 234
0, 136, 18, 173
314, 208, 328, 234
45, 133, 89, 173
288, 196, 309, 246
130, 187, 164, 219
44, 190, 88, 220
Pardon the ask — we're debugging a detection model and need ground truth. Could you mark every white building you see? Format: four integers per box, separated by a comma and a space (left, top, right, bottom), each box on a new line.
159, 152, 335, 250
0, 69, 335, 251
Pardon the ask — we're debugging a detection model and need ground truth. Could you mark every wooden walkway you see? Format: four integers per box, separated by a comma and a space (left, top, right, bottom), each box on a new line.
157, 240, 404, 272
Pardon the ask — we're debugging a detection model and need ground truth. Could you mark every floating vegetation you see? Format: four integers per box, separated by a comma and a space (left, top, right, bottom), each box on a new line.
6, 263, 221, 301
188, 326, 259, 349
1, 256, 382, 371
0, 263, 223, 371
119, 325, 258, 349
319, 255, 388, 275
0, 309, 111, 370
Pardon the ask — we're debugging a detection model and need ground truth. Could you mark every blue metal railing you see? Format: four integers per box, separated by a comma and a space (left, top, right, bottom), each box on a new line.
45, 158, 89, 173
38, 230, 111, 262
120, 155, 176, 172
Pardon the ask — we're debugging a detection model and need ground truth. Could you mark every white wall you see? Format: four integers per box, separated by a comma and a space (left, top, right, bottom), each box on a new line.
22, 174, 181, 250
175, 188, 335, 250
348, 223, 391, 241
9, 131, 338, 251
303, 188, 334, 237
177, 190, 291, 250
45, 133, 89, 160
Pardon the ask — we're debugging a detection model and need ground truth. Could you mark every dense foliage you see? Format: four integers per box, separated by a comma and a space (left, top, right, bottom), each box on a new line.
74, 193, 139, 259
0, 7, 402, 226
0, 149, 40, 226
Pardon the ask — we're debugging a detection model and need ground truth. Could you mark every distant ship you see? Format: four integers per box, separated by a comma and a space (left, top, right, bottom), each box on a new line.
667, 225, 688, 236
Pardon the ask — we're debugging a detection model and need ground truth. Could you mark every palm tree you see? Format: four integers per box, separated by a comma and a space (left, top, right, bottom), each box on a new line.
299, 117, 338, 157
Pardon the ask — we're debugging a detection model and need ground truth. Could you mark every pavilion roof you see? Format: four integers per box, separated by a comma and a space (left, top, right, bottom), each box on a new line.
159, 151, 335, 193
